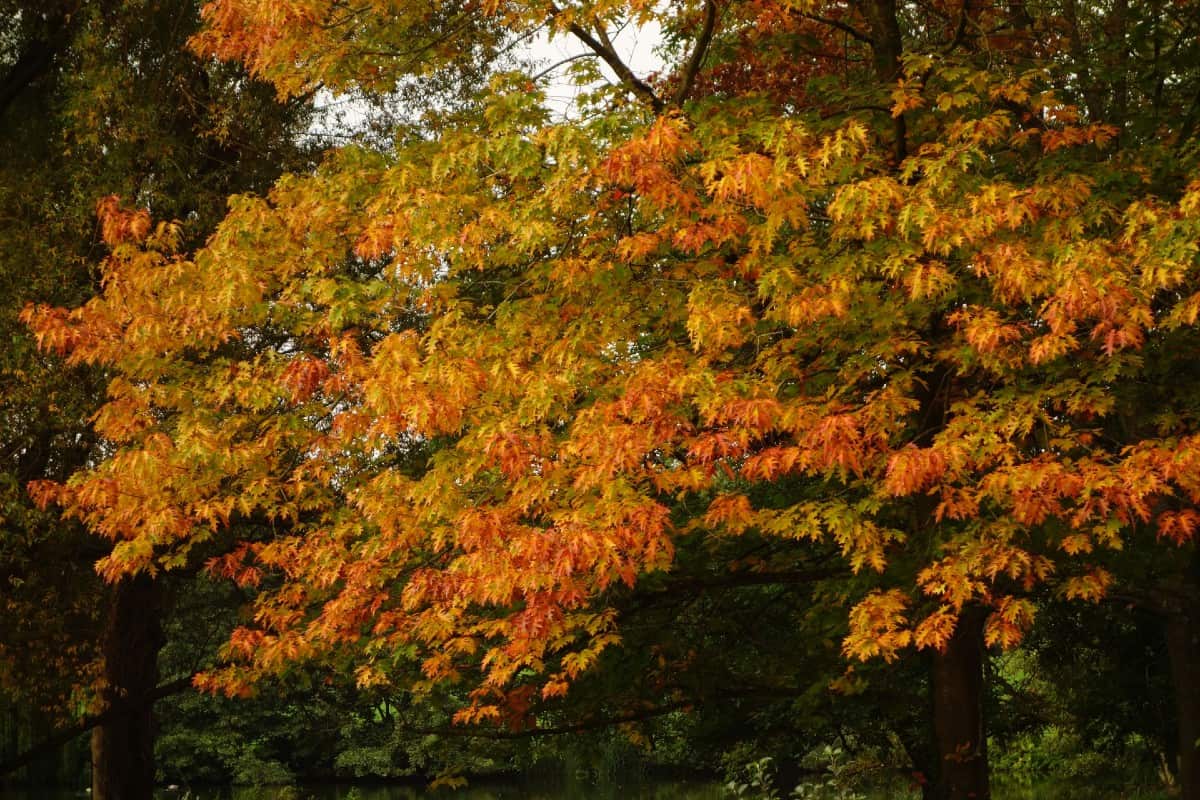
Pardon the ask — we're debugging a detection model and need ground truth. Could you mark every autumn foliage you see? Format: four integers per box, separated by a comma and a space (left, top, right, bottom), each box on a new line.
21, 0, 1200, 742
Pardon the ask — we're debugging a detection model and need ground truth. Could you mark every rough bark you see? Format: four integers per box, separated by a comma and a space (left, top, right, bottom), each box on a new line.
1165, 547, 1200, 800
930, 605, 990, 800
90, 575, 164, 800
1167, 612, 1200, 800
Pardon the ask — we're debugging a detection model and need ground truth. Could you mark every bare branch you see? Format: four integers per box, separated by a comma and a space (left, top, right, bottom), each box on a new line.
659, 567, 848, 594
532, 52, 599, 83
0, 4, 82, 119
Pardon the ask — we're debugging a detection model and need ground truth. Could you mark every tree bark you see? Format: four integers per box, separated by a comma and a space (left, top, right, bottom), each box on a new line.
929, 605, 990, 800
863, 0, 908, 162
1167, 611, 1200, 800
90, 575, 164, 800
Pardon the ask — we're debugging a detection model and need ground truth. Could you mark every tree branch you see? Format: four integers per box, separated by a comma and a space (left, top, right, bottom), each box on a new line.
551, 5, 664, 113
940, 0, 973, 55
0, 674, 195, 776
862, 0, 907, 162
402, 700, 691, 740
399, 680, 835, 742
0, 4, 82, 120
532, 53, 599, 84
659, 567, 848, 595
675, 0, 718, 106
799, 12, 874, 45
0, 41, 58, 119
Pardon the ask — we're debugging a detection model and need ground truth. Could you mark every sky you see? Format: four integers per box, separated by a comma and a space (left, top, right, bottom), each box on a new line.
306, 16, 667, 139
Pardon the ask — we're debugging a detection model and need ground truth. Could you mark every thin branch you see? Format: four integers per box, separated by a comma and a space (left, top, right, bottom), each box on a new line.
494, 21, 551, 61
401, 679, 845, 743
549, 4, 664, 112
675, 0, 718, 106
1177, 83, 1200, 146
0, 42, 56, 118
532, 52, 599, 83
819, 103, 894, 120
0, 2, 82, 120
356, 16, 473, 62
591, 20, 621, 57
799, 12, 874, 45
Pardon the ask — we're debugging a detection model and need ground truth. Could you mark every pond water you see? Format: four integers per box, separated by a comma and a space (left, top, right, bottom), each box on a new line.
0, 781, 728, 800
1, 776, 1168, 799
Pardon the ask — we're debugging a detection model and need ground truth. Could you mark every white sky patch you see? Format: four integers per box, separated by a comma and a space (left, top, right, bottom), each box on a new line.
305, 90, 370, 143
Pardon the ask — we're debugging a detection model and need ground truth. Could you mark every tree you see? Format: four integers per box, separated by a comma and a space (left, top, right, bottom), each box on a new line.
24, 2, 1200, 799
0, 1, 317, 796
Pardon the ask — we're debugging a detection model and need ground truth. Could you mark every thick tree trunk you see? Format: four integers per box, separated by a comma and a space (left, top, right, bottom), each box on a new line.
1167, 612, 1200, 800
91, 575, 164, 800
929, 606, 989, 800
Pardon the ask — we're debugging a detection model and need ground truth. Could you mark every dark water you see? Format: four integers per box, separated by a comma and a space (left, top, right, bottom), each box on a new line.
0, 782, 728, 800
2, 781, 1169, 800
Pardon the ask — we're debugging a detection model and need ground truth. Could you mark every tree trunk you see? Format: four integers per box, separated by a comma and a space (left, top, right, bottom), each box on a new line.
929, 606, 990, 800
862, 0, 908, 162
91, 575, 164, 800
1167, 612, 1200, 800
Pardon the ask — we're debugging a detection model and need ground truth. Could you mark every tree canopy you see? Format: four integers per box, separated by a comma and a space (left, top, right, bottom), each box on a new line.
18, 1, 1200, 797
0, 0, 320, 792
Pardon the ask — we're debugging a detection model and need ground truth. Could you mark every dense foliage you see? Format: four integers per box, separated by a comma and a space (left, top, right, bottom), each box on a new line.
9, 1, 1200, 799
0, 0, 316, 792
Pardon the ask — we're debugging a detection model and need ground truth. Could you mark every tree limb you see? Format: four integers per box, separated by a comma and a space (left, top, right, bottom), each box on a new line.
659, 567, 849, 595
675, 0, 718, 106
532, 53, 599, 84
862, 0, 907, 162
940, 0, 973, 55
0, 3, 82, 120
550, 4, 664, 112
399, 680, 836, 742
0, 40, 57, 119
0, 674, 195, 776
799, 12, 874, 45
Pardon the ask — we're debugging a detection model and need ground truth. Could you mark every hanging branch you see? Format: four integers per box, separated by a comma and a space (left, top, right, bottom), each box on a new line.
532, 52, 600, 83
940, 0, 973, 55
